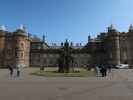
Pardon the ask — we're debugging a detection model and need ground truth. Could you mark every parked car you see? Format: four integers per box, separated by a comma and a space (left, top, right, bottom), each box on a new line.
108, 65, 119, 69
116, 64, 129, 69
111, 66, 119, 69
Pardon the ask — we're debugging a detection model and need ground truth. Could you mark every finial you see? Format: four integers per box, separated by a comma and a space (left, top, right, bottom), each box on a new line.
70, 42, 73, 46
61, 42, 64, 46
88, 33, 91, 42
129, 24, 133, 32
43, 34, 46, 42
80, 43, 82, 46
65, 39, 68, 43
19, 24, 26, 31
0, 25, 6, 31
64, 39, 69, 47
108, 24, 115, 31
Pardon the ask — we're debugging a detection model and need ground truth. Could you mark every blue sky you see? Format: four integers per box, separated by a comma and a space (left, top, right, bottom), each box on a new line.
0, 0, 133, 44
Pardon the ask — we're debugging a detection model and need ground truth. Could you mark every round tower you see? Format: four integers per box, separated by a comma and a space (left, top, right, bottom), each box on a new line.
107, 24, 120, 66
13, 25, 30, 67
0, 25, 6, 51
0, 25, 6, 67
127, 24, 133, 68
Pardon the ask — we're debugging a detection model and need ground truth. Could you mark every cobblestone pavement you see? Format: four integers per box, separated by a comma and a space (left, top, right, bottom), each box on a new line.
0, 68, 133, 100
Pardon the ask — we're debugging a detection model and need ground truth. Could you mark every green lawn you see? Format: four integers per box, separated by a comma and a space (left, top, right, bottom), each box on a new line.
31, 67, 96, 77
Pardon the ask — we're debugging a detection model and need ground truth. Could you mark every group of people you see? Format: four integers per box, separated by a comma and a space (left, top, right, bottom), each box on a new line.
8, 64, 21, 77
95, 65, 111, 77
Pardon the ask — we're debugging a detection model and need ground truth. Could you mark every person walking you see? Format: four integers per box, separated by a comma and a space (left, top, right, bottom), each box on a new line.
8, 65, 13, 77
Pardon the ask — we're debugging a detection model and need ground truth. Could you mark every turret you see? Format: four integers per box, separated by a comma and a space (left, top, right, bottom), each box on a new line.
128, 24, 133, 33
13, 25, 30, 67
107, 24, 117, 33
64, 39, 69, 47
0, 25, 6, 67
106, 24, 120, 65
0, 25, 6, 50
127, 24, 133, 68
13, 24, 28, 37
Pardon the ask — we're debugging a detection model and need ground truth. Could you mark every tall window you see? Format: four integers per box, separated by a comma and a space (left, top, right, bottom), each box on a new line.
20, 42, 25, 50
21, 52, 24, 59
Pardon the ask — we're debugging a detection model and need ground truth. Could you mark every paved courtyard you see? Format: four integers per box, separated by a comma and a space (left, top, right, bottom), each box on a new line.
0, 68, 133, 100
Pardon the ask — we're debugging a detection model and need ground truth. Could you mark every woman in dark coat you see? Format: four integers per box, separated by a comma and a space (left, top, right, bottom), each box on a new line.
8, 65, 13, 77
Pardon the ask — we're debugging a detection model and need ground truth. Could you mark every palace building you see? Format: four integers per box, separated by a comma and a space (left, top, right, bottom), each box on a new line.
0, 24, 133, 68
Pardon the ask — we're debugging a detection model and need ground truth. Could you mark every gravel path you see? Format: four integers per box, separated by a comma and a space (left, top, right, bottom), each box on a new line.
0, 68, 133, 100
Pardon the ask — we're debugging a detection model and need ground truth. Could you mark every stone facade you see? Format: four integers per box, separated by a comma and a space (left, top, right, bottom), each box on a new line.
1, 25, 133, 68
0, 26, 30, 68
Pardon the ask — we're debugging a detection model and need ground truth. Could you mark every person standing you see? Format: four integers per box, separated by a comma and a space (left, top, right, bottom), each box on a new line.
100, 66, 104, 77
108, 65, 112, 73
103, 67, 107, 77
16, 64, 21, 77
100, 65, 107, 77
95, 65, 101, 77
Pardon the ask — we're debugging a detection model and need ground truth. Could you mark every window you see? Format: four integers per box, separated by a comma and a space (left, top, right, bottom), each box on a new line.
15, 52, 19, 58
21, 52, 24, 58
20, 42, 25, 50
